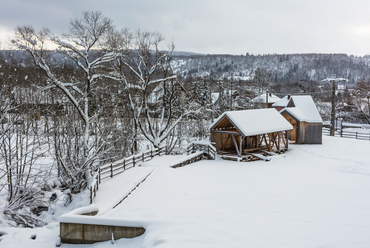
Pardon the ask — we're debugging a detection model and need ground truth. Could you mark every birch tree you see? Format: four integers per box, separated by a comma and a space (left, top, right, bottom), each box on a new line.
12, 11, 118, 192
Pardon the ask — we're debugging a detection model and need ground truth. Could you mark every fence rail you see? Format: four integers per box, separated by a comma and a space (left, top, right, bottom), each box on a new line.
186, 142, 216, 160
322, 127, 370, 141
89, 145, 166, 204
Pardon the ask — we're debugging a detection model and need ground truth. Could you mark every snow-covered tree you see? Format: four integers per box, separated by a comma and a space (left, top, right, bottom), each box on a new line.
352, 81, 370, 124
12, 11, 119, 192
110, 30, 194, 149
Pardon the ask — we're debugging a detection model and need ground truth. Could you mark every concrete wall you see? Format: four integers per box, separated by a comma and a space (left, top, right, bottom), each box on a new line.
60, 222, 145, 244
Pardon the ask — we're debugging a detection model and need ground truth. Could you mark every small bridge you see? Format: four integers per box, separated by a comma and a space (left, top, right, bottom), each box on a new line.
171, 142, 216, 168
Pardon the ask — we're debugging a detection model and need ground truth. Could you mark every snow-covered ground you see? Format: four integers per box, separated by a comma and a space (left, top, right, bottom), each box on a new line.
1, 136, 370, 248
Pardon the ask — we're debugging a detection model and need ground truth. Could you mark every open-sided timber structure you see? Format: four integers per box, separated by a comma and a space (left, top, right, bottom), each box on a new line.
210, 109, 293, 160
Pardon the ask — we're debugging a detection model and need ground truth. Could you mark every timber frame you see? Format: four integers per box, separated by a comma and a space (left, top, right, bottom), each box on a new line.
210, 114, 290, 159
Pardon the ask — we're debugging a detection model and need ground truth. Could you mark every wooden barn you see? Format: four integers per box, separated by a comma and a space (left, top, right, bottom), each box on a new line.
210, 109, 293, 159
279, 95, 323, 144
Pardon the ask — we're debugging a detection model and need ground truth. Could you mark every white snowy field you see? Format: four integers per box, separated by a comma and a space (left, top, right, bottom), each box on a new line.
1, 135, 370, 248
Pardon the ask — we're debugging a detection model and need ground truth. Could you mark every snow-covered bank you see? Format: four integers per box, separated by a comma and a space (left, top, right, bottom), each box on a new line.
1, 136, 370, 248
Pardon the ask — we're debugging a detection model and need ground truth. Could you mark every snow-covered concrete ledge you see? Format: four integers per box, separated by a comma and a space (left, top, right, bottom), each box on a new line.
60, 205, 146, 244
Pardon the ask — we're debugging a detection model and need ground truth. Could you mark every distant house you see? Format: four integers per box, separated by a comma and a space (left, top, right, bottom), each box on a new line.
252, 93, 281, 108
272, 95, 291, 111
210, 109, 293, 158
211, 90, 239, 109
147, 81, 187, 106
278, 95, 323, 144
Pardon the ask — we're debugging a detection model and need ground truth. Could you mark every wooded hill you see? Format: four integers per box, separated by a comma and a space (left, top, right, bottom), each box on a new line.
171, 53, 370, 84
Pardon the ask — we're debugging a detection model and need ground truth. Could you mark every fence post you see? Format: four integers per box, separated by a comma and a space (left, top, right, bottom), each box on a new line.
96, 175, 99, 191
89, 186, 93, 204
356, 132, 358, 139
110, 163, 113, 178
151, 149, 153, 159
142, 152, 144, 162
98, 168, 101, 184
133, 156, 135, 167
123, 158, 126, 170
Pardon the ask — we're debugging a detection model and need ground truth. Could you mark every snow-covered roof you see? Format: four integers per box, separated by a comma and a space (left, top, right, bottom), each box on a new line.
210, 108, 293, 136
281, 95, 322, 123
211, 93, 219, 104
272, 95, 290, 107
253, 93, 281, 104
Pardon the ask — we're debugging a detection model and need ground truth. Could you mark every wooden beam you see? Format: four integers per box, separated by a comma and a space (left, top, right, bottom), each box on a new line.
240, 136, 244, 156
211, 130, 241, 135
285, 131, 289, 148
268, 133, 272, 152
231, 134, 240, 157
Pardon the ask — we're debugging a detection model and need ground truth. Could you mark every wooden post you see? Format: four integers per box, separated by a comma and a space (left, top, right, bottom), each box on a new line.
268, 133, 272, 152
231, 134, 240, 157
90, 186, 92, 204
110, 163, 113, 178
123, 158, 126, 170
96, 175, 99, 191
98, 168, 101, 184
142, 152, 144, 162
239, 136, 243, 156
133, 156, 135, 167
151, 149, 153, 159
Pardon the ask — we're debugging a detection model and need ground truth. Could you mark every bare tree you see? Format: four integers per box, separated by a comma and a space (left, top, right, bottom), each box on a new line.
352, 81, 370, 124
0, 88, 48, 227
110, 30, 193, 149
12, 11, 118, 192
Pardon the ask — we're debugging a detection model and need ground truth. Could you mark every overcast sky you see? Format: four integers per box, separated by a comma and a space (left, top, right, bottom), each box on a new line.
1, 0, 370, 55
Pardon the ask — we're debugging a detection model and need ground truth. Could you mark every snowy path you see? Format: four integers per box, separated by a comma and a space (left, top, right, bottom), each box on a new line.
92, 153, 197, 214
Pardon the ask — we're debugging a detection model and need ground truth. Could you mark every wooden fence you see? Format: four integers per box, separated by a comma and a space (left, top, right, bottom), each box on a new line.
170, 142, 216, 168
186, 142, 216, 160
89, 145, 166, 204
322, 127, 370, 141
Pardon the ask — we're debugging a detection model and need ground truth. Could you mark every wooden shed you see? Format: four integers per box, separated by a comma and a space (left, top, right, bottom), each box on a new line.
279, 95, 322, 144
210, 109, 293, 159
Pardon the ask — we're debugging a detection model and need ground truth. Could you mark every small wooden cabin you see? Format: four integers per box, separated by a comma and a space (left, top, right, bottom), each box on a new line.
210, 109, 293, 158
279, 95, 322, 144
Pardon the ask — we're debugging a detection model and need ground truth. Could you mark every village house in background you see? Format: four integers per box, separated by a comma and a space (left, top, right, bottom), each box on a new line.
252, 92, 281, 108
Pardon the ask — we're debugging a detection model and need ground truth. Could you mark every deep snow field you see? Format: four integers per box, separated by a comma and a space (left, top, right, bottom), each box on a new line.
1, 135, 370, 248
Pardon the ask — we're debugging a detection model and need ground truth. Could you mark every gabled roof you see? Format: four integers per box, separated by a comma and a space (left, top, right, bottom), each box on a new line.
210, 108, 293, 137
272, 95, 290, 107
253, 93, 281, 104
280, 95, 322, 123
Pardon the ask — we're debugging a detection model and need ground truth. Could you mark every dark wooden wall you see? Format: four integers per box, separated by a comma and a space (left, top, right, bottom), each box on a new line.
299, 123, 322, 144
